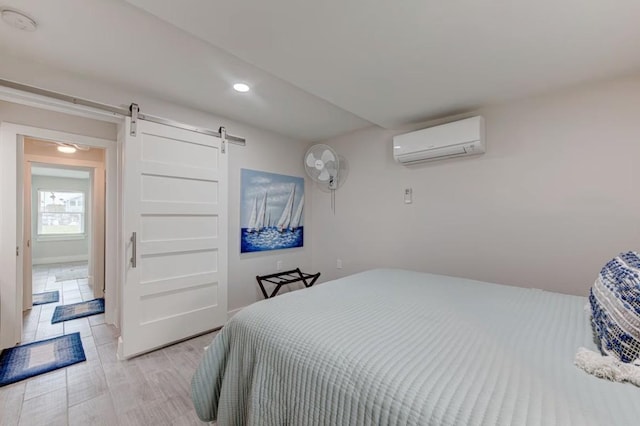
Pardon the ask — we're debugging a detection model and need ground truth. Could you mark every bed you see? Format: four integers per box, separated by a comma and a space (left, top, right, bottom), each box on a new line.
191, 269, 640, 425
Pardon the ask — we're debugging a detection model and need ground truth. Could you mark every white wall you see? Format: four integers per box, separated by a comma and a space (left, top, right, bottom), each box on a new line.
0, 100, 117, 140
1, 58, 312, 314
311, 75, 640, 296
31, 175, 90, 265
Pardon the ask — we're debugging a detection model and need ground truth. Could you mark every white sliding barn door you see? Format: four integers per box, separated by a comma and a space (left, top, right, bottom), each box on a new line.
121, 118, 227, 358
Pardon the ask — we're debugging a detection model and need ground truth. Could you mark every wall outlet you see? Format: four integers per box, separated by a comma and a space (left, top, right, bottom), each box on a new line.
336, 259, 343, 269
276, 260, 283, 271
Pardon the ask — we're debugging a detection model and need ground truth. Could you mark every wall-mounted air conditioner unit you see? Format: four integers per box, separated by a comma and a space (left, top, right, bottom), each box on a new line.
393, 116, 485, 165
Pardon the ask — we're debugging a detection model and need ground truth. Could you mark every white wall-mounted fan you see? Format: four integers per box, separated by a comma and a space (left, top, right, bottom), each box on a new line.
305, 144, 339, 188
304, 144, 347, 213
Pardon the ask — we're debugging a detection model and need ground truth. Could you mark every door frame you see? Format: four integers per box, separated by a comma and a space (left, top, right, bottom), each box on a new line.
0, 123, 119, 350
22, 159, 31, 311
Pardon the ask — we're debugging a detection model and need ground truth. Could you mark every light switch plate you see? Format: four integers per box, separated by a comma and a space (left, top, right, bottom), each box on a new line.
404, 188, 413, 204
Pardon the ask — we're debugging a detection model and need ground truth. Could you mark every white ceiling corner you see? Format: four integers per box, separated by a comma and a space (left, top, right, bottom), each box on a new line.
1, 0, 640, 142
0, 0, 371, 142
126, 0, 640, 128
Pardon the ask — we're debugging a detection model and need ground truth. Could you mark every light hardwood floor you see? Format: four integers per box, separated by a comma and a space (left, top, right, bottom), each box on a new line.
1, 263, 216, 425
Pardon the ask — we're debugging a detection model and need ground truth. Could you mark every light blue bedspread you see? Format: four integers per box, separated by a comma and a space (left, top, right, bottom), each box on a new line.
191, 269, 640, 425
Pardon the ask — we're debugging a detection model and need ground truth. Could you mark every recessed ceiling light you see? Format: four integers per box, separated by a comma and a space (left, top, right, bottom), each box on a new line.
233, 83, 250, 93
1, 8, 37, 32
57, 146, 76, 154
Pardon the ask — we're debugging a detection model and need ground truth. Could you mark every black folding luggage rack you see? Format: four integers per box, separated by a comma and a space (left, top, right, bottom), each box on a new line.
256, 268, 321, 299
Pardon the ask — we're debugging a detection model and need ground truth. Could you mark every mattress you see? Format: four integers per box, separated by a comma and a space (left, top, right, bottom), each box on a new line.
191, 269, 640, 425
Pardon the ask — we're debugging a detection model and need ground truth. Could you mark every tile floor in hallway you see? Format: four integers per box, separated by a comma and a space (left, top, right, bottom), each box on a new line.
0, 262, 216, 425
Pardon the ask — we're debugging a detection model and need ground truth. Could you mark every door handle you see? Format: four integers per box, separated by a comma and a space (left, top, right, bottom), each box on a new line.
130, 232, 137, 268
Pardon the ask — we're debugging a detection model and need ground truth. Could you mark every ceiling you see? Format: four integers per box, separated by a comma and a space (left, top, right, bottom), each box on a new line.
1, 1, 640, 141
0, 0, 369, 141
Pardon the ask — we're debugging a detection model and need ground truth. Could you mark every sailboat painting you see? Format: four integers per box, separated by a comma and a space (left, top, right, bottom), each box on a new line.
241, 169, 304, 253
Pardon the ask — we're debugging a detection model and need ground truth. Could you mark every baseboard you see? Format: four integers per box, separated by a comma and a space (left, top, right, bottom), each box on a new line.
33, 254, 89, 265
227, 307, 244, 320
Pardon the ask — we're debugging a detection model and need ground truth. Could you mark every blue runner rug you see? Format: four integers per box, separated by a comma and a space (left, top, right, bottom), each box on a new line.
32, 291, 59, 306
51, 298, 104, 324
0, 333, 85, 387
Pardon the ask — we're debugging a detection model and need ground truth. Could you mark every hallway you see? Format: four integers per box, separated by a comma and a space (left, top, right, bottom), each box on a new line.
0, 262, 214, 425
24, 262, 94, 344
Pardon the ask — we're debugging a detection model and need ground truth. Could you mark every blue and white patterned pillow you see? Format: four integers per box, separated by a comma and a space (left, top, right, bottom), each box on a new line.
590, 251, 640, 363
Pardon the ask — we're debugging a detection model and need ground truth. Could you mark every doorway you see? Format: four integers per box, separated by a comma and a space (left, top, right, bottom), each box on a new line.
18, 137, 105, 318
0, 123, 118, 350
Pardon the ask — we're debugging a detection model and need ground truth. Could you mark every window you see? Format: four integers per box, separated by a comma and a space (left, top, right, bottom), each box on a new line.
37, 190, 85, 236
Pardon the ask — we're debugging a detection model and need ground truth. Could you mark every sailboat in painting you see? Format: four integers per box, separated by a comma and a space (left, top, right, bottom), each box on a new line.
256, 192, 267, 232
289, 195, 304, 231
277, 185, 295, 233
248, 193, 268, 233
247, 197, 258, 233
